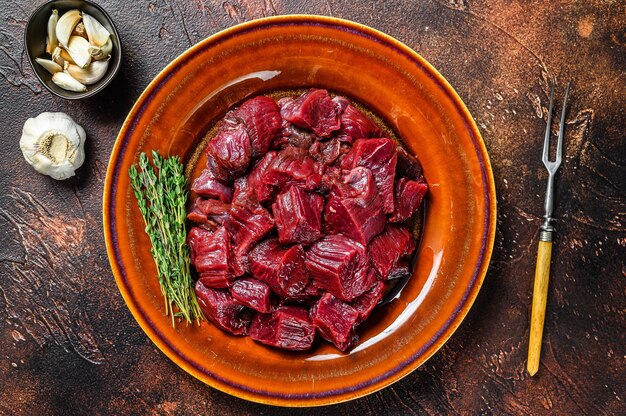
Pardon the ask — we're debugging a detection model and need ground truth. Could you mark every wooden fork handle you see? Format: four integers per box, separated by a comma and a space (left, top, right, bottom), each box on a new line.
527, 240, 553, 376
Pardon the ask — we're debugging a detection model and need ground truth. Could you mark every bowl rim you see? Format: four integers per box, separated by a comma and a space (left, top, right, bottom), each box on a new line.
24, 0, 122, 100
103, 14, 497, 406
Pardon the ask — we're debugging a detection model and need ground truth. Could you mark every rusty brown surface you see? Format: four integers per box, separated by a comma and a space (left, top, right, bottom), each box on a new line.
1, 1, 624, 415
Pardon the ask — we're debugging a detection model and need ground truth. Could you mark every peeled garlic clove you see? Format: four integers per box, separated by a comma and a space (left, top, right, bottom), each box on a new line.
52, 47, 76, 67
20, 112, 86, 180
82, 13, 110, 47
66, 36, 91, 68
66, 59, 109, 85
72, 22, 88, 39
55, 9, 81, 48
46, 9, 59, 54
59, 48, 75, 64
52, 71, 87, 92
35, 58, 63, 74
51, 46, 64, 66
88, 37, 113, 60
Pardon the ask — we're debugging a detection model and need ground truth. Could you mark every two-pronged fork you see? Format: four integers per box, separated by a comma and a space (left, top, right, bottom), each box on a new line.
527, 81, 570, 376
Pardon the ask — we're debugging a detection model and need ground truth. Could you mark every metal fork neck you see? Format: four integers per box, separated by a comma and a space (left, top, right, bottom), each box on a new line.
539, 219, 554, 241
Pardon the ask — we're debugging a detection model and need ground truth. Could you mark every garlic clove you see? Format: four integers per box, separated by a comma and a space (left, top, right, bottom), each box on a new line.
55, 9, 81, 48
66, 58, 109, 85
35, 58, 63, 74
46, 9, 59, 54
82, 13, 111, 47
52, 71, 87, 92
20, 112, 86, 180
51, 46, 65, 66
66, 36, 92, 68
71, 22, 88, 39
88, 37, 113, 60
59, 48, 76, 65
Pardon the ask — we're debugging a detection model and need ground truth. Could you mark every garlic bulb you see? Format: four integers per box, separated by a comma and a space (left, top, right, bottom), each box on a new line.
20, 112, 86, 180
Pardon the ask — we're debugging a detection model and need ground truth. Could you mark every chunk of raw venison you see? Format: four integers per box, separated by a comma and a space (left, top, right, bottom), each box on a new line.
389, 177, 428, 223
187, 227, 234, 288
310, 292, 359, 351
280, 89, 340, 137
272, 186, 324, 245
341, 138, 398, 213
232, 96, 283, 157
368, 225, 415, 280
191, 169, 233, 203
324, 167, 386, 244
195, 281, 251, 335
249, 306, 315, 350
205, 122, 252, 178
305, 234, 375, 301
249, 239, 309, 297
350, 279, 385, 323
230, 277, 273, 313
332, 96, 384, 143
262, 147, 324, 192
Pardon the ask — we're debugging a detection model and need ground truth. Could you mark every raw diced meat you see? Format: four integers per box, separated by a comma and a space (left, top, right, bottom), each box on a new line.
230, 277, 273, 313
280, 89, 340, 137
247, 151, 279, 203
333, 96, 384, 143
396, 146, 423, 179
305, 235, 374, 301
188, 90, 428, 352
191, 169, 233, 203
249, 306, 315, 351
280, 281, 323, 305
309, 138, 347, 166
225, 199, 275, 274
205, 122, 252, 178
232, 96, 283, 157
318, 165, 342, 194
389, 177, 428, 223
324, 167, 386, 245
276, 122, 316, 149
249, 239, 309, 297
188, 227, 233, 288
388, 260, 411, 281
368, 225, 415, 280
231, 176, 253, 206
351, 279, 385, 323
310, 292, 359, 351
195, 281, 251, 335
341, 138, 397, 213
186, 198, 230, 226
272, 186, 323, 245
262, 147, 324, 192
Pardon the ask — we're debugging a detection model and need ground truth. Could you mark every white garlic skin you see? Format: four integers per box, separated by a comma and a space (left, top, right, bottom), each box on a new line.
20, 112, 86, 180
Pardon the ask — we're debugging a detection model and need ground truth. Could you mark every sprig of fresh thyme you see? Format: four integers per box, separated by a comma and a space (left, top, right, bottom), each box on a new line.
129, 151, 203, 326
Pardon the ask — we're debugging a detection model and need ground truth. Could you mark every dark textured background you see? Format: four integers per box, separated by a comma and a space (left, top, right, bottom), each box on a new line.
1, 1, 624, 414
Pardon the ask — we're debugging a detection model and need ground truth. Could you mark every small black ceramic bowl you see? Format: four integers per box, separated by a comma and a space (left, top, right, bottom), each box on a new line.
25, 0, 122, 100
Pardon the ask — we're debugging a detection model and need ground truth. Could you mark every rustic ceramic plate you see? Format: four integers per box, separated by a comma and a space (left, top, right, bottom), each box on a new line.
103, 15, 496, 406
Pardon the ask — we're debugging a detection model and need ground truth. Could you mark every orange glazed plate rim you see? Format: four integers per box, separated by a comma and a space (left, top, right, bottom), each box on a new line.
103, 15, 496, 406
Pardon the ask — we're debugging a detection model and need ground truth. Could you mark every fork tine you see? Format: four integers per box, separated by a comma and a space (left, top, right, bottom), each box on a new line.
542, 82, 555, 165
555, 82, 570, 166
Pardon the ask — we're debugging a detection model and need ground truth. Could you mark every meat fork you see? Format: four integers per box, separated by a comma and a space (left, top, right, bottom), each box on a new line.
527, 81, 570, 376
